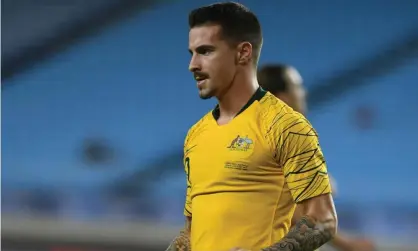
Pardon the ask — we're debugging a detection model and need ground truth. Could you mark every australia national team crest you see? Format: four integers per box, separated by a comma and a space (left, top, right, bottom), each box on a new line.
225, 135, 255, 170
227, 135, 254, 152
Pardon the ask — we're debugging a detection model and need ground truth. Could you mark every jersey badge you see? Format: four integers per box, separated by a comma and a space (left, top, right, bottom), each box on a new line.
227, 135, 254, 152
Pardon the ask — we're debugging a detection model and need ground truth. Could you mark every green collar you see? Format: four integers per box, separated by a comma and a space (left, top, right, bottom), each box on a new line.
212, 87, 267, 120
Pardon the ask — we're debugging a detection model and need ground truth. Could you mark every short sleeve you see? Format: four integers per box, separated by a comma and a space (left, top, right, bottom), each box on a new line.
273, 114, 332, 203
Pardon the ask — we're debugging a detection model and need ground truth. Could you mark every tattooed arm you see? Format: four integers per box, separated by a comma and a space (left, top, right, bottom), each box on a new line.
292, 182, 375, 251
166, 216, 191, 251
261, 116, 338, 251
262, 193, 337, 251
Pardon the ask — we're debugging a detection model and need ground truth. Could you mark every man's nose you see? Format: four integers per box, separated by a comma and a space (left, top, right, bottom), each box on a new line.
189, 55, 201, 72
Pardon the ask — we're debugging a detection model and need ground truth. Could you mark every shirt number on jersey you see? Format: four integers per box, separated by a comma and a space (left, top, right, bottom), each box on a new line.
185, 157, 191, 183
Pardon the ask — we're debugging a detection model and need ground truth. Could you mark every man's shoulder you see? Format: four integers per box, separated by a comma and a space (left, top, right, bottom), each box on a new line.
257, 92, 306, 128
258, 92, 290, 115
184, 111, 213, 146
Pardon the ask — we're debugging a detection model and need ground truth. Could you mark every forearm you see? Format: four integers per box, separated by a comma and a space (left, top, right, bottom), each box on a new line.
166, 229, 191, 251
261, 215, 336, 251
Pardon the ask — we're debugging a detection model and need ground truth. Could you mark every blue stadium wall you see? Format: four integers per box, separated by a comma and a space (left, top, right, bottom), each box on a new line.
3, 0, 418, 208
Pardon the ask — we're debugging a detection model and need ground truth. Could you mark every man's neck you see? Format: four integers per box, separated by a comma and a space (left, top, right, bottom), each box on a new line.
217, 71, 259, 120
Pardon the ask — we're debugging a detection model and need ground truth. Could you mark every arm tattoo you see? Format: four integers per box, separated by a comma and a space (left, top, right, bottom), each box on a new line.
165, 229, 191, 251
261, 216, 333, 251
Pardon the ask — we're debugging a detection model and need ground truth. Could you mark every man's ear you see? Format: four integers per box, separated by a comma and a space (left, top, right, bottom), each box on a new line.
236, 42, 253, 65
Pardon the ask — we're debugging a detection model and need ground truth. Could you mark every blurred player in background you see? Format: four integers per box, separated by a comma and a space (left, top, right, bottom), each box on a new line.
167, 2, 337, 251
258, 63, 376, 251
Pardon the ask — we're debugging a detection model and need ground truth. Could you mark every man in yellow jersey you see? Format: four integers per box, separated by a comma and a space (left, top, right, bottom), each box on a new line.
167, 2, 337, 251
258, 64, 376, 251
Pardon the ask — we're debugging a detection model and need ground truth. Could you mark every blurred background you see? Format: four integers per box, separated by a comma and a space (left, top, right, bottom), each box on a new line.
2, 0, 418, 251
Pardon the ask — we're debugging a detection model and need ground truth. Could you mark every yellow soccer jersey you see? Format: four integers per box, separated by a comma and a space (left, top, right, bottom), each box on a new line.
183, 88, 331, 251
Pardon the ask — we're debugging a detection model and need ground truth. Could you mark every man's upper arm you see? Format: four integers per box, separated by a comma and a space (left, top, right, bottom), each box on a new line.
275, 115, 332, 203
275, 115, 338, 242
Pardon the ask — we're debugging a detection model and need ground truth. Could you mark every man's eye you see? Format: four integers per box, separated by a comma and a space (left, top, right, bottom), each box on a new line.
201, 50, 211, 56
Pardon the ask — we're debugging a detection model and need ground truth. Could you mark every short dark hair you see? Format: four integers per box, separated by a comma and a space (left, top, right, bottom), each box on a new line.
189, 2, 263, 64
258, 64, 290, 94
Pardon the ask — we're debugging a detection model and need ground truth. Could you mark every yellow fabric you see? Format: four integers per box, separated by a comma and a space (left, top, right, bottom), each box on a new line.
183, 91, 331, 251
